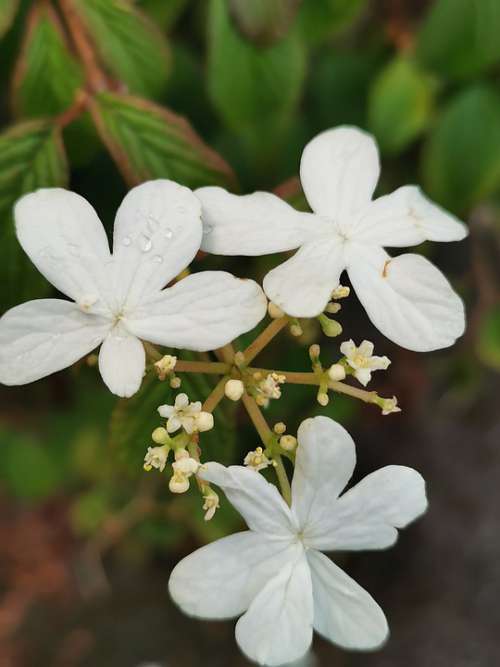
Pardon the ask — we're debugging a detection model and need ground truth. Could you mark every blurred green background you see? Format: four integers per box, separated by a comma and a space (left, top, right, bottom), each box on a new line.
0, 0, 499, 665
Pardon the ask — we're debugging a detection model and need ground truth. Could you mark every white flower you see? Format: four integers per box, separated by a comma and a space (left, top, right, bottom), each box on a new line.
173, 448, 200, 476
144, 445, 169, 472
158, 394, 201, 434
380, 396, 402, 416
340, 339, 390, 386
0, 181, 266, 397
169, 471, 190, 494
154, 354, 177, 380
243, 447, 272, 471
202, 490, 220, 521
169, 416, 427, 666
196, 126, 467, 352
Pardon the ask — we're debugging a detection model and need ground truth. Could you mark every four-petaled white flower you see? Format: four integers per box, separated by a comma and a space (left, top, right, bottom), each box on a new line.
0, 180, 266, 397
144, 445, 169, 472
340, 339, 390, 386
169, 416, 427, 666
196, 126, 468, 352
158, 392, 213, 434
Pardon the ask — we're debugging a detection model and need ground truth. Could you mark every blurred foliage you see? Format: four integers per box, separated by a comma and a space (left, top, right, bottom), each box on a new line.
0, 0, 499, 566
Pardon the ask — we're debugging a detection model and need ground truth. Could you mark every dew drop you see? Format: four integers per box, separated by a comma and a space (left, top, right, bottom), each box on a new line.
68, 243, 80, 257
147, 215, 160, 232
152, 255, 163, 264
164, 227, 173, 239
122, 236, 131, 247
139, 235, 153, 252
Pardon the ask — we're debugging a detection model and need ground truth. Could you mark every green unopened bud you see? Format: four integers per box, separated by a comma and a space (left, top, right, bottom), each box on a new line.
318, 314, 342, 338
152, 426, 170, 445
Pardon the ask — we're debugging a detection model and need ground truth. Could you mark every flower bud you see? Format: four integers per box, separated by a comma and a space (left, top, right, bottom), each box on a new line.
225, 379, 245, 401
151, 426, 169, 445
170, 376, 182, 389
317, 391, 329, 406
328, 364, 346, 382
273, 422, 286, 435
279, 435, 297, 452
268, 302, 285, 319
331, 285, 350, 299
195, 411, 214, 432
318, 314, 342, 338
154, 354, 177, 380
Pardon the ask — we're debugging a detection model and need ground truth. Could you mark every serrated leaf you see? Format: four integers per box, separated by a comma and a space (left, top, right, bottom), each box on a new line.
208, 0, 306, 138
368, 57, 436, 156
297, 0, 366, 44
228, 0, 301, 46
477, 305, 500, 371
421, 85, 500, 213
12, 3, 84, 118
0, 121, 68, 310
0, 0, 19, 39
70, 0, 171, 98
417, 0, 500, 80
90, 91, 236, 188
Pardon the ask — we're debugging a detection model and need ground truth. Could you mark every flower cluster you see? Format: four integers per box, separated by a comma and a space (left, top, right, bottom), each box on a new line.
0, 125, 468, 666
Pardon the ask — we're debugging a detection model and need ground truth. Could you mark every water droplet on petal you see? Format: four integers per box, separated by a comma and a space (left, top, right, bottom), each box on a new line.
147, 215, 160, 232
68, 243, 80, 257
164, 228, 173, 239
153, 255, 163, 264
139, 235, 153, 252
122, 236, 131, 247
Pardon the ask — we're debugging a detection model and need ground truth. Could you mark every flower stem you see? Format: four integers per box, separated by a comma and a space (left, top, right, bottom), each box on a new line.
241, 393, 292, 506
176, 360, 230, 375
242, 317, 289, 364
202, 377, 229, 413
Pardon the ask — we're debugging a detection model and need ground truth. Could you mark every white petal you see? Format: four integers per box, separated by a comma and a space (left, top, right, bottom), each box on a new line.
263, 238, 345, 318
307, 550, 388, 650
292, 417, 355, 534
0, 299, 110, 385
352, 186, 468, 247
98, 326, 145, 397
300, 126, 380, 219
14, 189, 113, 315
199, 462, 296, 537
235, 551, 313, 666
169, 531, 296, 620
305, 466, 427, 552
111, 180, 202, 311
197, 186, 328, 255
347, 245, 466, 351
125, 271, 267, 351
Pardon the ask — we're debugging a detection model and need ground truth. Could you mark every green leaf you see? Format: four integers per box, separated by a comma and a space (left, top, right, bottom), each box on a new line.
12, 3, 84, 118
136, 0, 188, 30
368, 57, 436, 156
417, 0, 500, 79
228, 0, 301, 45
421, 85, 500, 213
0, 0, 19, 39
308, 49, 382, 130
297, 0, 366, 44
477, 305, 500, 371
90, 91, 236, 188
207, 0, 306, 138
71, 0, 171, 98
0, 121, 68, 310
